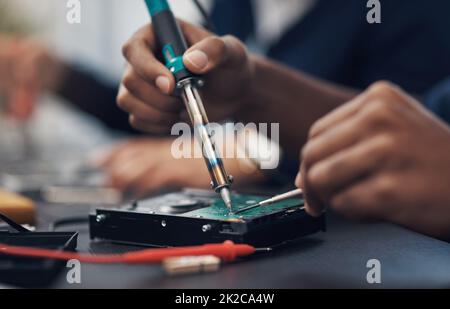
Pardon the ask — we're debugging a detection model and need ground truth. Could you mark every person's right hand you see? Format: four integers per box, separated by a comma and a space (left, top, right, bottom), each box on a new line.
118, 20, 254, 134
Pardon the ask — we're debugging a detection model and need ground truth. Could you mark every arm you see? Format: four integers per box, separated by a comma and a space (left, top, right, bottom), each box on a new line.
57, 66, 138, 134
241, 55, 356, 155
118, 21, 356, 156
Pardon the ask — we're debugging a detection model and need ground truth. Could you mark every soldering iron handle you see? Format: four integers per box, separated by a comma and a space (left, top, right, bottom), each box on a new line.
144, 0, 193, 82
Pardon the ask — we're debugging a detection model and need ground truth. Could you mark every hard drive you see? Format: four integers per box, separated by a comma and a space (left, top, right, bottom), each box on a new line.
90, 189, 326, 248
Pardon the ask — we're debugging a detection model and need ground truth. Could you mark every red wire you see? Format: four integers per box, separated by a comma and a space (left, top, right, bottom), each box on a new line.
0, 241, 256, 264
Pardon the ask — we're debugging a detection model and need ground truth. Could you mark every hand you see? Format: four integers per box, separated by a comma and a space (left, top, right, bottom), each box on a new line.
94, 138, 265, 198
118, 20, 254, 134
297, 81, 450, 240
0, 35, 67, 120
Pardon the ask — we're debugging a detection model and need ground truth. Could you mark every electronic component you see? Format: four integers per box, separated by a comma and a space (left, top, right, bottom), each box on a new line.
89, 189, 326, 248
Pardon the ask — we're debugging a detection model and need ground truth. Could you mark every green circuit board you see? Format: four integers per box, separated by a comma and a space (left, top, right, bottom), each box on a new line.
184, 194, 305, 221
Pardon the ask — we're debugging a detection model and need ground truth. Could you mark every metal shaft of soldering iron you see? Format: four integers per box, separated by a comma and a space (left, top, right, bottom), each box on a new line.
144, 0, 233, 211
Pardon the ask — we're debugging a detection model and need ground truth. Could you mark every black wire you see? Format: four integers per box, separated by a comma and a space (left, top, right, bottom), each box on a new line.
0, 213, 32, 233
192, 0, 217, 33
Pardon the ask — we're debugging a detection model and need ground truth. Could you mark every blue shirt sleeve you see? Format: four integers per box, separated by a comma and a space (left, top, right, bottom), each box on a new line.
425, 78, 450, 124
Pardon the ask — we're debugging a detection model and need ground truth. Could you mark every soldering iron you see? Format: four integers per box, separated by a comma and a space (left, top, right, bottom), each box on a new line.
143, 0, 234, 212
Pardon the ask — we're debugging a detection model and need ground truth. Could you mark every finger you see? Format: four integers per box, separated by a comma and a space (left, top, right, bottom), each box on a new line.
128, 166, 170, 198
306, 134, 392, 201
7, 86, 37, 120
179, 19, 212, 45
308, 90, 370, 139
117, 85, 180, 125
295, 169, 303, 189
102, 144, 144, 169
122, 24, 175, 94
132, 160, 193, 198
109, 165, 147, 193
93, 142, 135, 168
121, 66, 181, 113
302, 103, 378, 168
105, 153, 153, 191
184, 35, 247, 74
129, 115, 173, 135
299, 163, 324, 217
329, 176, 387, 221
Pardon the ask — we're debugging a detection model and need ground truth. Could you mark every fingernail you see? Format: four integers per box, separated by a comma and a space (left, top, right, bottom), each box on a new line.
295, 172, 302, 187
155, 76, 171, 94
304, 203, 316, 217
184, 50, 209, 71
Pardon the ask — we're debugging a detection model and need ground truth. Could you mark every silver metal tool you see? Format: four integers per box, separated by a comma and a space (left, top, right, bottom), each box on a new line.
145, 0, 234, 212
179, 80, 234, 212
234, 188, 303, 214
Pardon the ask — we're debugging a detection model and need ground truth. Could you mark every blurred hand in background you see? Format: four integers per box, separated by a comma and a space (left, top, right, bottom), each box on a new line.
0, 35, 67, 120
93, 138, 266, 198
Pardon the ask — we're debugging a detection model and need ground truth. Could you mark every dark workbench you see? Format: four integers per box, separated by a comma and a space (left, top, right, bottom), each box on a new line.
2, 106, 449, 289
40, 202, 450, 289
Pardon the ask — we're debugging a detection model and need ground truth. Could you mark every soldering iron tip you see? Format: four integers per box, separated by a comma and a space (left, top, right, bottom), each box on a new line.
220, 187, 233, 212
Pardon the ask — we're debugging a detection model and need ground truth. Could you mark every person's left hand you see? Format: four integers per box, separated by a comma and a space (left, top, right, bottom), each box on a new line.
297, 81, 450, 240
94, 138, 265, 198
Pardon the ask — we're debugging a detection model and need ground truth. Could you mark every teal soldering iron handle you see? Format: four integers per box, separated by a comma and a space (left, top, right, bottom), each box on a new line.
144, 0, 194, 83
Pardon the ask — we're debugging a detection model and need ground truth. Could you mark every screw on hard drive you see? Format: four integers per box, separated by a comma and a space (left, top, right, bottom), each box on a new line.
96, 214, 107, 223
202, 224, 212, 232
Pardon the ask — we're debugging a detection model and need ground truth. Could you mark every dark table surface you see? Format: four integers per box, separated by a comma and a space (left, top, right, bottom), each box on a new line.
37, 200, 450, 289
2, 108, 449, 289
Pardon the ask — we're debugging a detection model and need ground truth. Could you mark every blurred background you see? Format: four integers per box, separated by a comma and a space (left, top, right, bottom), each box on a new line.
1, 0, 449, 205
0, 0, 267, 206
1, 0, 207, 77
0, 0, 211, 201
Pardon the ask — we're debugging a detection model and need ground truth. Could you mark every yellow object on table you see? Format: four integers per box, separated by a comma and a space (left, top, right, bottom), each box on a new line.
0, 189, 35, 224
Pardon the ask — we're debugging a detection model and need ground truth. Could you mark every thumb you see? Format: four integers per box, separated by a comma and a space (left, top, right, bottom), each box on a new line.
296, 163, 323, 218
183, 35, 247, 74
295, 171, 303, 189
